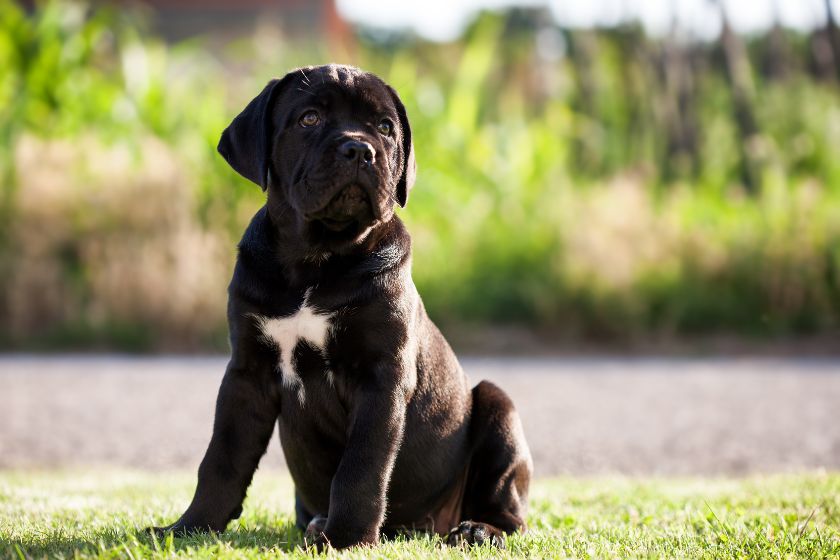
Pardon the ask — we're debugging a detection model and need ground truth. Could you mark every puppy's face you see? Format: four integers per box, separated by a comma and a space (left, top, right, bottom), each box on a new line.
218, 65, 415, 253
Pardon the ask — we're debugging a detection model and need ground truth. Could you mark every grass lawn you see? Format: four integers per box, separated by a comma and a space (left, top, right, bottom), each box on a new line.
0, 471, 838, 559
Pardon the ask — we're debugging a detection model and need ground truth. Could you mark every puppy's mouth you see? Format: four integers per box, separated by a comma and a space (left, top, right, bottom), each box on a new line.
318, 216, 358, 233
307, 184, 374, 234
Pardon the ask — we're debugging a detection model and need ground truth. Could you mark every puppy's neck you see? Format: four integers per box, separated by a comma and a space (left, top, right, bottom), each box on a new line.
270, 214, 407, 287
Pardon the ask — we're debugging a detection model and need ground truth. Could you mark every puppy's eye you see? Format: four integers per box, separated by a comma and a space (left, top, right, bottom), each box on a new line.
299, 110, 320, 127
377, 119, 393, 136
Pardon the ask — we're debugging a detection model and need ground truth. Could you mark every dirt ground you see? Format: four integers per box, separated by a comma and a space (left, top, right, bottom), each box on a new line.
1, 355, 839, 476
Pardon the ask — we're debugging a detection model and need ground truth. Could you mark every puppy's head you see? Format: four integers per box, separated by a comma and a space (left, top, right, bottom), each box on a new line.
218, 64, 415, 252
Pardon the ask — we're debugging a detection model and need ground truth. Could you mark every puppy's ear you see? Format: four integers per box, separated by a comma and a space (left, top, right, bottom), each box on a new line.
387, 85, 416, 207
217, 74, 294, 190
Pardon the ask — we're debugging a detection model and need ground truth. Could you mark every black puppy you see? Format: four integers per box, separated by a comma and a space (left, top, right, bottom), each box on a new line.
152, 64, 532, 549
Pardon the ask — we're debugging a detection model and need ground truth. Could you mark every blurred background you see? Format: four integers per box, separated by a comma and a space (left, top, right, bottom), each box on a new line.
1, 0, 840, 479
3, 0, 840, 354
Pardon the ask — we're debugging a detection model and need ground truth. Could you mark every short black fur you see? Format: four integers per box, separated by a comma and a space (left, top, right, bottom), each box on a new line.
151, 64, 532, 550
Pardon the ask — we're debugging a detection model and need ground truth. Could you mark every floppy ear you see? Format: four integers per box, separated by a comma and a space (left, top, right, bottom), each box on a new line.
387, 85, 416, 207
217, 74, 294, 190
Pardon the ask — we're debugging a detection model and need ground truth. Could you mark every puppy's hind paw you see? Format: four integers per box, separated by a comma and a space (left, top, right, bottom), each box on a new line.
445, 521, 506, 549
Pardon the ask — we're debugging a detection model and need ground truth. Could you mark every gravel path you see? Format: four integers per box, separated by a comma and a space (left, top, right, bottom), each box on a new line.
2, 355, 839, 476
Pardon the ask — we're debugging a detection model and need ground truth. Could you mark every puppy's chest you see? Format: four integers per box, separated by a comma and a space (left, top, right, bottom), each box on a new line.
254, 294, 337, 404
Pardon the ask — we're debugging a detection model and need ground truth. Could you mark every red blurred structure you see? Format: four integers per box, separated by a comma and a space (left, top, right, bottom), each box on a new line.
21, 0, 354, 50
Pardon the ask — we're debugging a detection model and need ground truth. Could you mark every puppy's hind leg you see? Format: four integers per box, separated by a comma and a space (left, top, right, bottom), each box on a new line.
294, 492, 314, 532
295, 492, 329, 544
446, 380, 532, 548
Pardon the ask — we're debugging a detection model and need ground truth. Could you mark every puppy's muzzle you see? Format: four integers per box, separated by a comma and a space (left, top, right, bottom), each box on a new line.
307, 184, 373, 232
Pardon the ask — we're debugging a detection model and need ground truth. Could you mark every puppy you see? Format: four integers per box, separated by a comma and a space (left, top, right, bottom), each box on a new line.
152, 64, 532, 549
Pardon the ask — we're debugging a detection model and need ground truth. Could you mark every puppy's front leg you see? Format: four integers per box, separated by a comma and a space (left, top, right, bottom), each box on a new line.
317, 367, 411, 549
153, 360, 279, 535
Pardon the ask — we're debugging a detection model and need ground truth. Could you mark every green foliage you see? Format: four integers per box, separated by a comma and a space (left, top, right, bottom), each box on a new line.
2, 1, 840, 349
1, 471, 838, 558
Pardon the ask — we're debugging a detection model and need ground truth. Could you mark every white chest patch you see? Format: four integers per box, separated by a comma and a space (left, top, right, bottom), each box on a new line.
255, 292, 333, 404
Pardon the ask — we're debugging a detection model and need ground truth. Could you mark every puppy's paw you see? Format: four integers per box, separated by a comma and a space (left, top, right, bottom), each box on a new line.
446, 521, 506, 549
145, 518, 221, 538
304, 514, 329, 550
146, 523, 199, 538
304, 519, 379, 551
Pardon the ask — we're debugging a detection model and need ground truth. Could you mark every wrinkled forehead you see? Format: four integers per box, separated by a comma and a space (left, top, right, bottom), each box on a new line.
280, 66, 396, 117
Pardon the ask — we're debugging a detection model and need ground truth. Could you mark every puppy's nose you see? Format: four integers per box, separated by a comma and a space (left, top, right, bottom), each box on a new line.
339, 140, 375, 164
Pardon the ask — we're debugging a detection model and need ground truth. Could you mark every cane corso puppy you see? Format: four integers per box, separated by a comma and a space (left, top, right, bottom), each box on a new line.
152, 64, 532, 549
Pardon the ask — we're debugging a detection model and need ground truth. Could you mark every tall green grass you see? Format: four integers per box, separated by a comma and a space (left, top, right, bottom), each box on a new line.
1, 1, 839, 349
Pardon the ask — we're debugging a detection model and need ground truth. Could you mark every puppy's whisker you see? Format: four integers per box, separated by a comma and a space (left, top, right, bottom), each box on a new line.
299, 68, 312, 87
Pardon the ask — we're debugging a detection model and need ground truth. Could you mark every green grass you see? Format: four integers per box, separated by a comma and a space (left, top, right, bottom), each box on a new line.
0, 471, 838, 559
